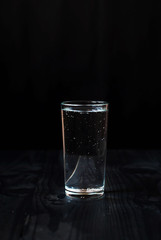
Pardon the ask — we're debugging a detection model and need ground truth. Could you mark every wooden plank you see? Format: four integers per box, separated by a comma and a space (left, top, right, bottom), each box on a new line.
1, 150, 161, 240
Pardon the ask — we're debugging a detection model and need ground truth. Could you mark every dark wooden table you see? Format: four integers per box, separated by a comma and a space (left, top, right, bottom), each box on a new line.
0, 150, 161, 240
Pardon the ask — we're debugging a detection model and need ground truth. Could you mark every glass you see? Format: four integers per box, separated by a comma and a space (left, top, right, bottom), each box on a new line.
61, 101, 109, 197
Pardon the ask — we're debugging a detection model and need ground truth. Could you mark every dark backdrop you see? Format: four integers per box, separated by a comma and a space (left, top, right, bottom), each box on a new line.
0, 0, 160, 149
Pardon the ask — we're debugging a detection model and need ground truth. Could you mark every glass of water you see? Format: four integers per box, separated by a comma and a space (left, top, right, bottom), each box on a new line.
61, 101, 109, 197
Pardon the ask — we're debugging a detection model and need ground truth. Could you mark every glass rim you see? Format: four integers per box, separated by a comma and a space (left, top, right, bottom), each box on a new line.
61, 100, 109, 107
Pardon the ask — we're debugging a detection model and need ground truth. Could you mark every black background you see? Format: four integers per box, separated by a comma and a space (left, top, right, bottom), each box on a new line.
0, 0, 160, 149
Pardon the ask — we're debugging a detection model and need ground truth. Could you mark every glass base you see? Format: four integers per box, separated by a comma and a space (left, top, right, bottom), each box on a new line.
65, 186, 104, 198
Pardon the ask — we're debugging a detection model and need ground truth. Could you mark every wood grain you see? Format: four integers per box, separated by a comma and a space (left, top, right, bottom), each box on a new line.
1, 150, 161, 240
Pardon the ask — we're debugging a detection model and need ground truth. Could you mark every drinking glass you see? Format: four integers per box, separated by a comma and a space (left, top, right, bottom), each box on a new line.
61, 101, 109, 197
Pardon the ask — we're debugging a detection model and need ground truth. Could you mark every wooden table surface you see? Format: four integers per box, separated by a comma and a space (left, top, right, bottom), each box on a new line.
0, 150, 161, 240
